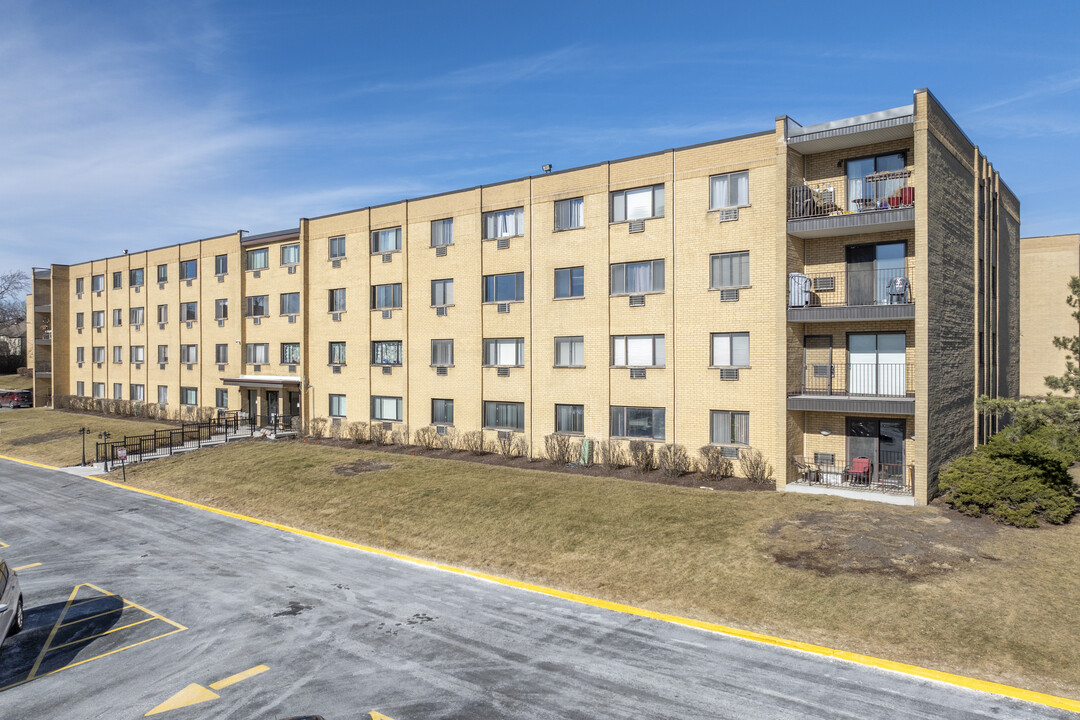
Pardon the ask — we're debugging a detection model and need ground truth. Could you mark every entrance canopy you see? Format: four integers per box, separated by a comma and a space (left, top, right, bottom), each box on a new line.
220, 375, 302, 390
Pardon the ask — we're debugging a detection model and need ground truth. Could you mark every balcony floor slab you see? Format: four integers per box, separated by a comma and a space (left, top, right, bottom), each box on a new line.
787, 395, 915, 415
784, 482, 915, 505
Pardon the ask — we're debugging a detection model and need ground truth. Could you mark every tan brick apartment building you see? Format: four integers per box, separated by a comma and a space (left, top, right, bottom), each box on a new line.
27, 89, 1018, 505
1019, 234, 1080, 396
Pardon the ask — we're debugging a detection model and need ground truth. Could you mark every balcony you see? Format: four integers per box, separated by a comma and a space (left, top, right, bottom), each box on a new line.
787, 171, 915, 238
34, 362, 52, 378
788, 362, 915, 414
791, 457, 914, 497
788, 266, 914, 322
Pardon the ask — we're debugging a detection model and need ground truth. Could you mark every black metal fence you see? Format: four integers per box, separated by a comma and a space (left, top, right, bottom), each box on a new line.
792, 457, 914, 495
787, 266, 913, 308
95, 411, 252, 465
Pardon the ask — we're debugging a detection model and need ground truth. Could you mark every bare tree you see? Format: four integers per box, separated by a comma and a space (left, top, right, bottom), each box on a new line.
0, 270, 30, 328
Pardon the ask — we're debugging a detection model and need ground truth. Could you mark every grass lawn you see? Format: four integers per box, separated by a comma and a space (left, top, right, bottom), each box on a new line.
0, 408, 175, 466
95, 439, 1080, 701
0, 373, 34, 391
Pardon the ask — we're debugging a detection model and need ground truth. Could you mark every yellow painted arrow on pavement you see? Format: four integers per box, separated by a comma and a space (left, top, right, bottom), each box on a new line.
370, 713, 396, 719
145, 665, 268, 716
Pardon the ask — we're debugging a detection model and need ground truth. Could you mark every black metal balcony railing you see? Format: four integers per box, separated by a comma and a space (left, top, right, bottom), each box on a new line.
794, 362, 913, 398
793, 457, 914, 495
788, 171, 914, 220
788, 267, 912, 308
34, 363, 52, 374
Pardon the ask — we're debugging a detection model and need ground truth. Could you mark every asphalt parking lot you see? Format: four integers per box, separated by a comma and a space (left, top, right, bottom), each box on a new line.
0, 457, 1074, 719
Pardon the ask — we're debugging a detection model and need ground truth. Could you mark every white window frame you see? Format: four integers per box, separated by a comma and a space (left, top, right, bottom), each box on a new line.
710, 332, 750, 368
554, 336, 584, 368
611, 335, 665, 368
710, 251, 750, 289
610, 184, 664, 222
709, 170, 750, 210
483, 338, 524, 367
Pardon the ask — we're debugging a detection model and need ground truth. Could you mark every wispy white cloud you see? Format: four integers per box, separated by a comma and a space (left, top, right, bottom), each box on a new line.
972, 72, 1080, 112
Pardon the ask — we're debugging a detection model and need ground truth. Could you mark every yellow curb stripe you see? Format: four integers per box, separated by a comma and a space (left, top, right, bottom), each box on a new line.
209, 664, 269, 690
0, 455, 61, 470
1, 452, 1077, 712
13, 563, 41, 571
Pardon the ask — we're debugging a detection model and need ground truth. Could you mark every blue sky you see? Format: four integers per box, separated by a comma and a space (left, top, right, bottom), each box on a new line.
2, 0, 1078, 273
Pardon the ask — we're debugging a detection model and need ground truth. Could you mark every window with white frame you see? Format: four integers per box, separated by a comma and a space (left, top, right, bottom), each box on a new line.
129, 268, 144, 286
280, 243, 300, 266
112, 271, 122, 289
157, 385, 168, 404
280, 292, 299, 315
180, 344, 198, 363
711, 333, 749, 367
130, 306, 144, 325
130, 384, 145, 402
431, 279, 454, 307
610, 259, 664, 294
180, 387, 197, 405
371, 284, 401, 309
245, 295, 269, 317
93, 382, 105, 398
215, 254, 228, 275
611, 335, 665, 367
371, 395, 402, 422
92, 311, 104, 328
482, 207, 524, 240
112, 309, 122, 326
328, 342, 346, 365
245, 248, 269, 271
157, 345, 168, 363
431, 339, 453, 366
710, 410, 749, 445
709, 170, 749, 210
554, 267, 584, 299
610, 184, 664, 222
180, 302, 197, 322
92, 346, 105, 363
554, 197, 584, 231
432, 398, 454, 424
710, 251, 750, 289
482, 272, 524, 303
112, 346, 122, 363
113, 383, 123, 399
76, 381, 85, 396
215, 298, 228, 320
281, 343, 300, 365
430, 218, 453, 247
245, 343, 269, 364
179, 259, 197, 280
130, 345, 145, 363
216, 344, 228, 364
610, 406, 665, 440
92, 274, 104, 292
328, 288, 346, 313
216, 388, 228, 409
554, 336, 584, 367
483, 401, 524, 431
371, 227, 402, 253
371, 340, 402, 366
157, 304, 168, 323
328, 235, 346, 259
555, 403, 584, 434
329, 394, 347, 417
483, 338, 524, 366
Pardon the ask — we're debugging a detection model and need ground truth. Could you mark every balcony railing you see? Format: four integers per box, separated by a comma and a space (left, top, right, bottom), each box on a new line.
788, 266, 912, 308
793, 362, 913, 398
34, 362, 52, 374
793, 457, 914, 495
788, 171, 914, 220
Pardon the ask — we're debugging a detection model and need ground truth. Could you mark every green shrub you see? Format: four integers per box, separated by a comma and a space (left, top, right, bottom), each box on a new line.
938, 452, 1076, 528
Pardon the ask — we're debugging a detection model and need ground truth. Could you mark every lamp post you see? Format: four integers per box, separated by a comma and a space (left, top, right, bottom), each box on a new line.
78, 426, 90, 466
98, 431, 111, 471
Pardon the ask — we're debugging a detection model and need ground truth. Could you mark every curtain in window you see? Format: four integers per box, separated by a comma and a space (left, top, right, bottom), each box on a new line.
555, 198, 583, 230
713, 252, 749, 288
372, 396, 402, 421
281, 344, 300, 364
556, 404, 583, 433
627, 262, 651, 293
626, 336, 654, 366
484, 208, 523, 238
431, 340, 453, 366
555, 337, 583, 366
431, 219, 453, 246
281, 245, 299, 265
373, 342, 401, 365
433, 399, 453, 424
486, 402, 524, 430
432, 280, 453, 306
496, 340, 519, 366
130, 307, 145, 325
329, 343, 346, 364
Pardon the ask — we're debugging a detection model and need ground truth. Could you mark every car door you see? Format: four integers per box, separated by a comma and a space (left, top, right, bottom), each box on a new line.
0, 562, 12, 639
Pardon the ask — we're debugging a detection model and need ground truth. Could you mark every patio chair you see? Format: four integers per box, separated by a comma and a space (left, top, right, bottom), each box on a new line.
846, 457, 872, 486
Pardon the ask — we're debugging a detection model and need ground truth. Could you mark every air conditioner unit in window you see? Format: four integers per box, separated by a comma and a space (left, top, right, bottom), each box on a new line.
186, 321, 193, 329
813, 276, 835, 291
96, 291, 102, 297
629, 295, 645, 307
218, 275, 225, 283
331, 259, 342, 269
628, 220, 645, 233
252, 364, 260, 371
630, 368, 646, 379
253, 271, 261, 279
288, 365, 296, 373
382, 310, 392, 319
719, 289, 740, 302
288, 266, 297, 274
159, 323, 166, 330
134, 286, 140, 293
382, 366, 392, 375
812, 364, 835, 378
497, 367, 510, 377
332, 313, 341, 322
436, 306, 447, 317
382, 253, 393, 263
77, 293, 83, 299
158, 283, 165, 290
497, 430, 512, 441
159, 363, 166, 370
436, 366, 448, 376
134, 325, 141, 331
435, 246, 447, 257
497, 303, 510, 314
218, 364, 225, 371
135, 363, 142, 370
253, 317, 261, 325
496, 237, 510, 250
95, 327, 102, 333
721, 446, 740, 459
77, 328, 83, 334
382, 422, 392, 432
435, 425, 447, 435
218, 320, 225, 327
814, 452, 835, 466
77, 362, 83, 368
719, 368, 740, 381
289, 315, 297, 323
717, 208, 739, 222
96, 363, 103, 369
331, 418, 341, 426
186, 363, 194, 371
185, 279, 193, 287
332, 365, 342, 374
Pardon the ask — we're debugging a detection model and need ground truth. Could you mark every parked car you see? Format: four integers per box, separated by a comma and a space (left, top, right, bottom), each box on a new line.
1, 390, 32, 408
0, 558, 24, 648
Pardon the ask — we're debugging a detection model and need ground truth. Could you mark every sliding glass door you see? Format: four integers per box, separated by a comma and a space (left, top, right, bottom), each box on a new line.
848, 332, 906, 396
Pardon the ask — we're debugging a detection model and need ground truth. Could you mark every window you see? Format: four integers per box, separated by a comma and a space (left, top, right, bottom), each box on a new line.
554, 336, 585, 367
216, 389, 228, 409
329, 394, 347, 417
848, 332, 907, 395
76, 347, 85, 363
215, 298, 228, 320
711, 333, 750, 367
431, 339, 454, 366
112, 309, 123, 326
157, 385, 168, 404
76, 278, 84, 294
432, 398, 454, 425
179, 260, 197, 280
157, 304, 168, 324
76, 313, 85, 329
245, 343, 269, 364
371, 284, 402, 309
92, 274, 104, 292
431, 279, 454, 307
129, 306, 144, 325
329, 288, 346, 313
131, 384, 145, 402
93, 382, 105, 398
328, 342, 346, 365
430, 218, 453, 247
113, 346, 122, 364
483, 272, 524, 303
554, 197, 584, 231
371, 340, 402, 366
76, 381, 85, 396
610, 260, 664, 294
610, 184, 664, 222
371, 227, 402, 253
157, 264, 168, 283
328, 235, 346, 259
611, 335, 665, 367
129, 268, 144, 286
710, 410, 749, 445
709, 170, 750, 209
245, 295, 269, 317
245, 248, 269, 271
216, 344, 228, 364
180, 387, 197, 406
846, 152, 906, 212
157, 345, 168, 363
92, 311, 104, 328
280, 293, 299, 316
112, 271, 122, 289
280, 243, 300, 266
180, 344, 198, 363
483, 401, 525, 431
371, 396, 403, 422
113, 383, 123, 400
554, 267, 584, 299
482, 207, 524, 239
556, 404, 584, 434
130, 345, 145, 363
484, 338, 524, 366
710, 252, 750, 289
180, 302, 198, 322
610, 406, 665, 440
281, 343, 300, 365
215, 254, 228, 276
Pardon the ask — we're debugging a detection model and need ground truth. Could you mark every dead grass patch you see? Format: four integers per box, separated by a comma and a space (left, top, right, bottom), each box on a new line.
0, 408, 175, 466
0, 374, 33, 391
333, 459, 393, 476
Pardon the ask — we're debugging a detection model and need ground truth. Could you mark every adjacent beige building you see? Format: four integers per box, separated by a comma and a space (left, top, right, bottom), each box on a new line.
28, 88, 1018, 505
1019, 234, 1080, 396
